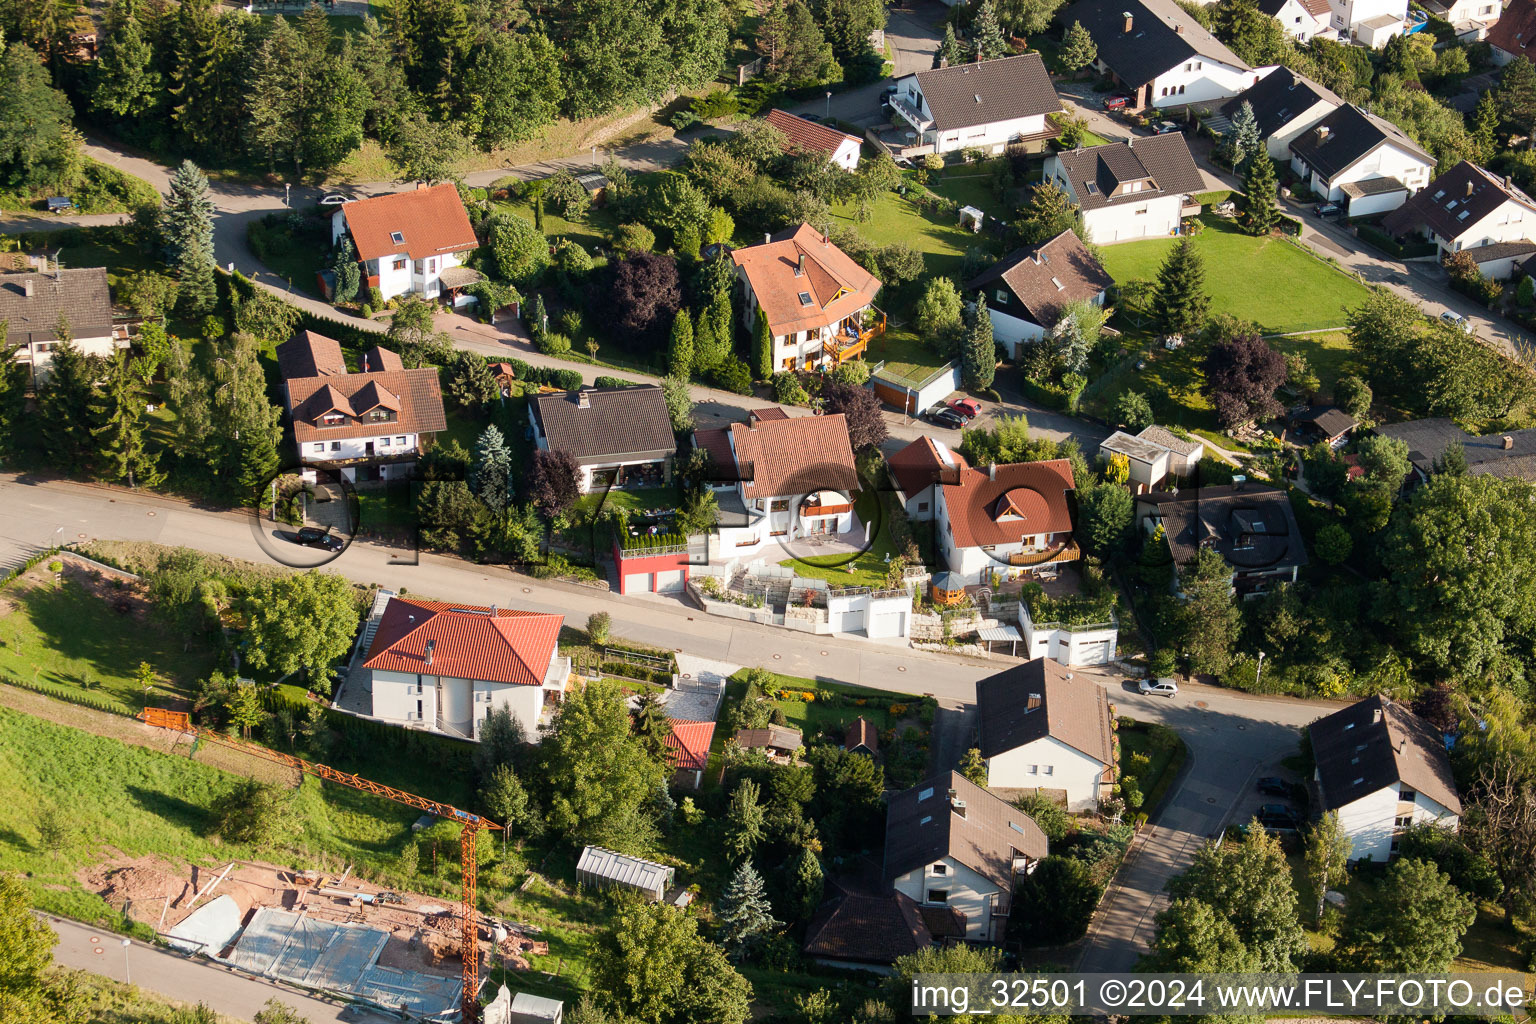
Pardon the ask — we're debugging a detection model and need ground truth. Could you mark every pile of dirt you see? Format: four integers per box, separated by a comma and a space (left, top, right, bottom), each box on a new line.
84, 856, 193, 922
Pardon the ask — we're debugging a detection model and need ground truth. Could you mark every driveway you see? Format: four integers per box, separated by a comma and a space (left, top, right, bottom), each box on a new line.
792, 0, 948, 128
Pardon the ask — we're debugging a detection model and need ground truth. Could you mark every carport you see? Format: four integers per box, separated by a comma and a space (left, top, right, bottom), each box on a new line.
978, 624, 1023, 656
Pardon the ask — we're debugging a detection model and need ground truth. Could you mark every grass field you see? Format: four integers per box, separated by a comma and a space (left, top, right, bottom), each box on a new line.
0, 571, 218, 713
779, 487, 900, 589
1097, 217, 1372, 334
829, 189, 1004, 281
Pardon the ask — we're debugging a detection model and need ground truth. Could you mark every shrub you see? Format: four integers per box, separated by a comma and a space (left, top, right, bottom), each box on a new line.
587, 611, 612, 644
922, 153, 944, 172
712, 357, 753, 394
536, 332, 572, 356
671, 110, 702, 131
773, 371, 812, 406
1015, 792, 1072, 843
47, 560, 63, 573
593, 375, 635, 388
560, 309, 583, 336
613, 222, 656, 254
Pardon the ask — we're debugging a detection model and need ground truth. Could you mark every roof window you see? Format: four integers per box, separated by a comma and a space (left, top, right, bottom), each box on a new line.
1009, 821, 1027, 835
1085, 182, 1100, 195
919, 815, 933, 825
1051, 276, 1064, 290
1457, 210, 1470, 220
1352, 777, 1365, 786
390, 230, 405, 245
1446, 200, 1459, 210
1432, 189, 1445, 200
918, 786, 934, 801
798, 291, 813, 306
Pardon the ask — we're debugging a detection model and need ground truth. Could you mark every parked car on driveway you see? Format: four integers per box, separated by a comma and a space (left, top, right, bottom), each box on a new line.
1257, 805, 1302, 831
1152, 120, 1183, 134
1313, 202, 1343, 219
319, 194, 349, 206
1102, 93, 1131, 111
1439, 309, 1474, 334
925, 405, 967, 429
948, 397, 981, 419
1138, 678, 1179, 698
1257, 777, 1291, 797
290, 526, 344, 552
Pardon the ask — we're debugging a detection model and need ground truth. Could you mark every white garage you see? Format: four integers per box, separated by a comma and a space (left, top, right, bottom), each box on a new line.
624, 569, 687, 595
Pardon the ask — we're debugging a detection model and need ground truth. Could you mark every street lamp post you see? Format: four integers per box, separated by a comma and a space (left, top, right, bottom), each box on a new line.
121, 938, 132, 985
825, 91, 832, 120
1256, 650, 1266, 689
284, 182, 291, 208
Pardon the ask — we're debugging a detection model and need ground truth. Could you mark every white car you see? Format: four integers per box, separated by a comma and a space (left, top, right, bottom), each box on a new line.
319, 194, 349, 206
1439, 309, 1474, 334
1138, 678, 1179, 698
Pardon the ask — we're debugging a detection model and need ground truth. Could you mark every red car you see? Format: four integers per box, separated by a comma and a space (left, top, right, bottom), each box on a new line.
1102, 93, 1131, 111
949, 398, 982, 419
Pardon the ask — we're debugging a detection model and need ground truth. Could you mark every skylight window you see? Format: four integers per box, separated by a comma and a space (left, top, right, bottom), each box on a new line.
918, 787, 934, 801
919, 815, 933, 825
1085, 182, 1100, 195
797, 291, 813, 306
1457, 210, 1471, 220
390, 230, 405, 245
1432, 189, 1445, 200
1446, 200, 1459, 211
1009, 822, 1027, 835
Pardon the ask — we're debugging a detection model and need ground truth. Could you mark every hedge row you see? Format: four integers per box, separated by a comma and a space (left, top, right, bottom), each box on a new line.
0, 672, 136, 718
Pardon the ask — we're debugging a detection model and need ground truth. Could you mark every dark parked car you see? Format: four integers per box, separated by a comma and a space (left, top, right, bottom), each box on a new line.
1102, 93, 1131, 111
1152, 120, 1183, 134
291, 526, 344, 552
1313, 202, 1343, 219
925, 406, 967, 429
1257, 805, 1302, 831
1256, 777, 1291, 797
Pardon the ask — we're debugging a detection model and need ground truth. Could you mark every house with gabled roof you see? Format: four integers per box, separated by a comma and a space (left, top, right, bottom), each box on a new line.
1420, 0, 1502, 38
888, 53, 1062, 157
1288, 104, 1435, 215
331, 183, 481, 303
1, 265, 127, 385
888, 436, 967, 522
1042, 134, 1207, 244
803, 883, 954, 969
1308, 695, 1461, 862
1258, 0, 1334, 41
1062, 0, 1257, 111
936, 460, 1078, 585
764, 109, 863, 171
732, 224, 884, 372
884, 771, 1048, 942
363, 597, 570, 740
975, 659, 1116, 810
964, 230, 1114, 355
1376, 418, 1536, 483
1220, 67, 1343, 162
663, 719, 716, 789
1135, 483, 1308, 596
1489, 0, 1536, 61
276, 331, 447, 484
529, 385, 677, 493
1381, 160, 1536, 276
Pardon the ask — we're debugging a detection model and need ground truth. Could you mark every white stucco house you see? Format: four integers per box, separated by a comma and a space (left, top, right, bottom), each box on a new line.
1422, 0, 1502, 37
693, 408, 860, 559
764, 109, 864, 171
331, 183, 481, 303
276, 331, 447, 484
963, 230, 1114, 356
975, 659, 1116, 809
1323, 0, 1410, 44
1, 263, 128, 385
1018, 597, 1120, 666
884, 771, 1048, 942
732, 223, 884, 372
1308, 695, 1461, 863
1098, 424, 1206, 492
1221, 67, 1343, 162
887, 436, 967, 522
1042, 134, 1207, 245
363, 597, 571, 741
1259, 0, 1334, 41
529, 385, 677, 493
1061, 0, 1259, 110
1288, 104, 1436, 216
1382, 160, 1536, 277
889, 53, 1063, 156
936, 459, 1078, 585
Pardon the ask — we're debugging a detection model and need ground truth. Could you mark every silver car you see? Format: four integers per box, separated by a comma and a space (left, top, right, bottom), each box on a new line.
1138, 678, 1179, 698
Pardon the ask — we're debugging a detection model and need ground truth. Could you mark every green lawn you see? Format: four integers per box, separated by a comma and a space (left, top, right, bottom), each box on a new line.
575, 485, 685, 517
1097, 217, 1371, 334
492, 200, 611, 253
928, 168, 1009, 221
724, 669, 912, 737
0, 572, 219, 714
779, 487, 899, 588
1272, 331, 1353, 401
829, 189, 1004, 280
356, 485, 416, 529
868, 326, 949, 384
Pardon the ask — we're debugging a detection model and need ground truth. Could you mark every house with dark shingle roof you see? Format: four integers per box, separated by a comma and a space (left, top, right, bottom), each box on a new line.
1288, 104, 1435, 215
1308, 695, 1460, 862
363, 597, 570, 740
936, 460, 1078, 585
331, 183, 481, 302
1221, 67, 1342, 162
1, 265, 124, 385
1135, 484, 1308, 596
1042, 134, 1206, 244
975, 659, 1115, 809
965, 230, 1114, 355
1381, 161, 1536, 277
1061, 0, 1256, 111
888, 53, 1062, 157
884, 771, 1047, 942
277, 332, 447, 484
1376, 418, 1536, 483
803, 882, 951, 968
529, 385, 677, 493
764, 109, 863, 171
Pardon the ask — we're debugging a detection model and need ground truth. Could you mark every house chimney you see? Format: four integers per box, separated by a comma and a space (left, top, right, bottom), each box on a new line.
577, 390, 590, 409
764, 232, 772, 244
1506, 176, 1515, 190
951, 798, 967, 818
1315, 125, 1330, 142
416, 181, 429, 191
988, 463, 997, 480
1503, 435, 1515, 450
795, 253, 806, 276
1372, 706, 1382, 723
490, 604, 498, 615
1175, 23, 1182, 32
1123, 10, 1134, 31
1467, 179, 1475, 197
424, 639, 436, 665
23, 279, 34, 298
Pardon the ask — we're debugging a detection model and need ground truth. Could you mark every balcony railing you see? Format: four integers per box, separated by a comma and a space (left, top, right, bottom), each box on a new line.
1008, 539, 1082, 567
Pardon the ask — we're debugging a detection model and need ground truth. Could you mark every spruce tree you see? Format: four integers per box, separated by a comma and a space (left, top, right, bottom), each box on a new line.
0, 327, 30, 465
1060, 21, 1097, 74
939, 23, 967, 66
1150, 238, 1209, 337
632, 691, 673, 763
93, 352, 165, 489
668, 308, 695, 379
971, 0, 1008, 61
37, 334, 99, 473
161, 160, 218, 316
752, 308, 773, 380
331, 238, 361, 304
791, 847, 824, 921
470, 424, 511, 512
1228, 101, 1261, 173
1471, 91, 1499, 163
962, 294, 997, 391
716, 859, 780, 960
1238, 154, 1279, 237
93, 6, 161, 120
692, 305, 719, 374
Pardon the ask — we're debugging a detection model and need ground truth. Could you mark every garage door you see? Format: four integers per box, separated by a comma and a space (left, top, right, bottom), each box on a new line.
654, 570, 686, 594
867, 609, 905, 639
623, 572, 654, 594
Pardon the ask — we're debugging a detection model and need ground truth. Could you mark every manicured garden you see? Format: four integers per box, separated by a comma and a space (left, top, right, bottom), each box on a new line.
828, 186, 1005, 281
778, 487, 901, 588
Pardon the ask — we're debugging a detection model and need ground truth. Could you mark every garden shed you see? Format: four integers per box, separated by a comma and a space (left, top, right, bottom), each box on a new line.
576, 846, 675, 902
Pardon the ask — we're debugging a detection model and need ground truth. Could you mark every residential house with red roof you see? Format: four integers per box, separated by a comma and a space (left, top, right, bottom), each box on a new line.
936, 460, 1079, 585
964, 230, 1114, 356
331, 183, 481, 303
887, 436, 967, 521
663, 719, 716, 789
362, 597, 570, 740
975, 659, 1116, 808
275, 331, 447, 484
764, 109, 863, 171
1489, 0, 1535, 62
732, 224, 884, 372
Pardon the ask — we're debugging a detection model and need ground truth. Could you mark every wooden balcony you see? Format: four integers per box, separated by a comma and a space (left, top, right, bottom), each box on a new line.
823, 310, 887, 365
1008, 539, 1082, 567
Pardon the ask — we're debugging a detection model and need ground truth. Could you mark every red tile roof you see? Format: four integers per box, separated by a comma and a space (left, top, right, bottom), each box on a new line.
1489, 0, 1536, 59
732, 223, 881, 336
888, 436, 968, 499
848, 716, 879, 753
941, 460, 1076, 547
728, 412, 858, 500
764, 109, 862, 160
286, 368, 448, 443
361, 345, 405, 373
663, 719, 715, 771
363, 598, 563, 686
339, 184, 478, 263
276, 331, 347, 380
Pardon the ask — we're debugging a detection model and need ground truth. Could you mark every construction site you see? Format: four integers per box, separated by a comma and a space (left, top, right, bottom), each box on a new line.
84, 855, 552, 1019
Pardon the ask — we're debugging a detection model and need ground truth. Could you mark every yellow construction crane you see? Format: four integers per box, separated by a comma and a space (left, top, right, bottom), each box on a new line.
138, 707, 502, 1023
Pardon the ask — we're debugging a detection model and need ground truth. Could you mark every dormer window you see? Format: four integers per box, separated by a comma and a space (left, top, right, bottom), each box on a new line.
320, 413, 346, 427
390, 230, 405, 246
995, 289, 1009, 305
367, 409, 396, 423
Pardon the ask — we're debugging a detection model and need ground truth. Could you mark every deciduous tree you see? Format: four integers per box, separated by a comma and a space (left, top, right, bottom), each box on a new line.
241, 571, 360, 691
1166, 825, 1305, 971
1174, 547, 1240, 676
820, 380, 887, 452
528, 448, 580, 515
1302, 810, 1351, 923
1204, 334, 1286, 428
590, 900, 752, 1024
1341, 857, 1473, 972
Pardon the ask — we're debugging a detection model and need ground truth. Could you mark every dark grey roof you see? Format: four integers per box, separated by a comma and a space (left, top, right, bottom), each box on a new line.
1309, 696, 1460, 814
1340, 176, 1408, 198
1289, 104, 1434, 183
1137, 484, 1309, 574
975, 659, 1114, 765
1061, 0, 1249, 87
964, 229, 1114, 329
0, 267, 113, 345
908, 53, 1061, 132
1467, 239, 1536, 262
1292, 405, 1356, 439
1377, 418, 1536, 479
530, 385, 677, 467
1050, 134, 1205, 212
1220, 67, 1341, 140
883, 771, 1047, 889
1382, 161, 1536, 241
